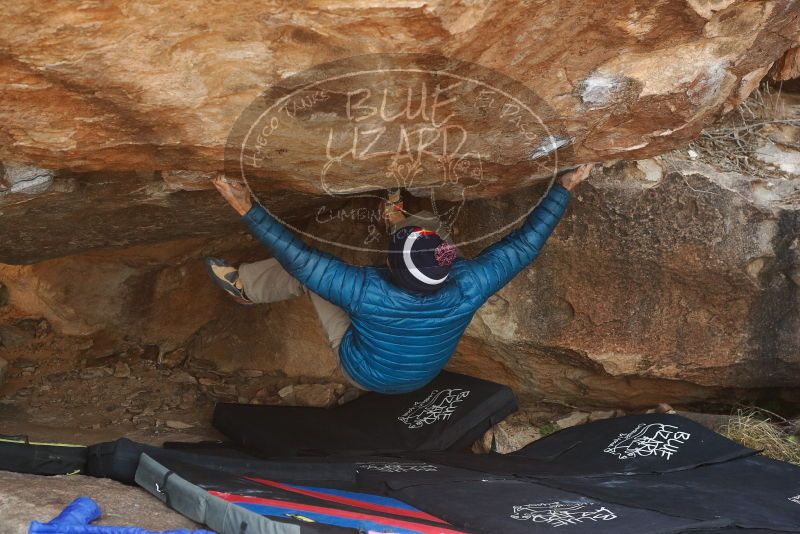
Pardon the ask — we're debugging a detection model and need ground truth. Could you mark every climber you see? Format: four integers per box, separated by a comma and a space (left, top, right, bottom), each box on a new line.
206, 163, 594, 394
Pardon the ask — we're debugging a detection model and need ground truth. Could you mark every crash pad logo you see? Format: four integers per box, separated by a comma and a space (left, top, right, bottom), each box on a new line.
225, 53, 573, 253
789, 495, 800, 505
604, 423, 692, 460
358, 462, 439, 473
397, 388, 470, 430
511, 502, 617, 527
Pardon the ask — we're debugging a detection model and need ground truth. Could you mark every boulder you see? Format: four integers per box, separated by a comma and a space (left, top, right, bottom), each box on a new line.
1, 154, 797, 409
1, 0, 796, 173
1, 164, 54, 195
160, 348, 188, 369
168, 371, 197, 385
450, 157, 800, 406
165, 419, 194, 430
1, 1, 799, 263
112, 362, 131, 378
773, 46, 800, 81
1, 3, 799, 409
475, 413, 543, 454
588, 410, 617, 422
278, 383, 345, 408
0, 471, 200, 533
556, 411, 591, 429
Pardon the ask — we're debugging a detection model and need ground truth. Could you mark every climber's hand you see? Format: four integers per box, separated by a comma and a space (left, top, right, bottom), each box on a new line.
212, 174, 252, 216
559, 163, 595, 192
382, 190, 406, 228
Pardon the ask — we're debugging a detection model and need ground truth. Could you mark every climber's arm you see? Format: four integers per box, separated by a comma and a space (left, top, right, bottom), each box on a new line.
462, 164, 593, 300
212, 175, 366, 311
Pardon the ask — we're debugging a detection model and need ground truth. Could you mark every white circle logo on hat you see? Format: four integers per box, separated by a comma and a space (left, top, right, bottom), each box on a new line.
403, 230, 449, 286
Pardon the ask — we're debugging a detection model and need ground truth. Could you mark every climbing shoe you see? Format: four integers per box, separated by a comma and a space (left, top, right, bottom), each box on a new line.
204, 257, 253, 305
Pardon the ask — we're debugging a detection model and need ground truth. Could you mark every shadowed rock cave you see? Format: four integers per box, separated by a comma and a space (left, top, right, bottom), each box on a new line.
1, 145, 799, 444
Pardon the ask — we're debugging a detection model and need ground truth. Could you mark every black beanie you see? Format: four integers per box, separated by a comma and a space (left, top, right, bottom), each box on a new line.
387, 226, 458, 294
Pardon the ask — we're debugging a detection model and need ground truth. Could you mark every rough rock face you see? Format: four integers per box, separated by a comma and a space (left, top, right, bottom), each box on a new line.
0, 234, 343, 378
774, 46, 800, 81
0, 471, 201, 534
0, 168, 246, 263
1, 158, 797, 409
1, 0, 798, 175
1, 1, 799, 264
450, 158, 799, 405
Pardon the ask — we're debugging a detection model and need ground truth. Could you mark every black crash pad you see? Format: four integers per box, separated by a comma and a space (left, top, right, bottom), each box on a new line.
213, 371, 517, 456
0, 435, 87, 476
510, 413, 757, 474
136, 454, 726, 534
87, 438, 273, 484
409, 413, 758, 479
124, 414, 800, 533
536, 454, 800, 532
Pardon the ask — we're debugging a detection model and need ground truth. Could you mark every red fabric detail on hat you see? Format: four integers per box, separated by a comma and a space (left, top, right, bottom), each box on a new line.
414, 227, 437, 236
435, 242, 457, 267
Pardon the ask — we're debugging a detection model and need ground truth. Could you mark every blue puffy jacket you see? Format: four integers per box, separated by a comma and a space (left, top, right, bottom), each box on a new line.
243, 184, 571, 394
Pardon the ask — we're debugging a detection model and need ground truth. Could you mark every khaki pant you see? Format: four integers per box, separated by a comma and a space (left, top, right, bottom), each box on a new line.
238, 258, 351, 351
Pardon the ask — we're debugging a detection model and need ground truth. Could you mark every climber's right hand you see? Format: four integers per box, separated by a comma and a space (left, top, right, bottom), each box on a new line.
212, 174, 253, 216
559, 163, 594, 192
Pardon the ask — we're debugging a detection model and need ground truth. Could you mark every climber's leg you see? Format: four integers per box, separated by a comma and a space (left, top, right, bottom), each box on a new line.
237, 257, 305, 304
222, 256, 360, 388
307, 291, 351, 351
307, 291, 364, 389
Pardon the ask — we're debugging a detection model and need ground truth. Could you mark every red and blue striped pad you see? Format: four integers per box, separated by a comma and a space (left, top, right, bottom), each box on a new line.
211, 490, 465, 534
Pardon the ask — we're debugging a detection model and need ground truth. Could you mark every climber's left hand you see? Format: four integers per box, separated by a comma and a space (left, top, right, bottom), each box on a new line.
212, 174, 253, 216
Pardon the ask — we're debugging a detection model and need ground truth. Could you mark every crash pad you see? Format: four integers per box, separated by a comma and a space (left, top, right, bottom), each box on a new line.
0, 435, 87, 476
213, 371, 517, 456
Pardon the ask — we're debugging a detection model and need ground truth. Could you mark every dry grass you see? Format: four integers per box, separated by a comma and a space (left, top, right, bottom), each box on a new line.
721, 407, 800, 465
689, 82, 800, 178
